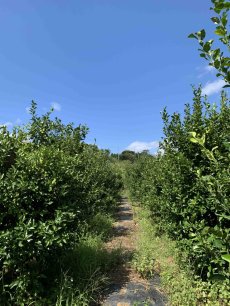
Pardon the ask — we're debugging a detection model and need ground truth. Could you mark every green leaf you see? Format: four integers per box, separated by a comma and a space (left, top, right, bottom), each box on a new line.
188, 33, 197, 39
188, 132, 196, 137
222, 254, 230, 263
217, 213, 230, 220
211, 17, 220, 24
197, 29, 206, 40
203, 42, 212, 52
215, 3, 225, 10
200, 29, 206, 40
200, 53, 207, 58
190, 138, 199, 143
214, 59, 220, 69
213, 239, 223, 248
215, 27, 226, 36
221, 12, 228, 26
213, 48, 221, 59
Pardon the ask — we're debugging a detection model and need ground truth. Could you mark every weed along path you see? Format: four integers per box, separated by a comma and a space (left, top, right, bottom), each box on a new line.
102, 196, 166, 306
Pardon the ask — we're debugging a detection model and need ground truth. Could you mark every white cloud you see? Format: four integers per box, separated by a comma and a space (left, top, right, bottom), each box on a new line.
51, 102, 61, 111
202, 79, 226, 96
126, 141, 159, 153
26, 106, 30, 114
205, 65, 215, 73
197, 65, 215, 78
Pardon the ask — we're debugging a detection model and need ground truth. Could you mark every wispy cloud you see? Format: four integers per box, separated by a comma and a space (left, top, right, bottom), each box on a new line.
205, 65, 215, 73
197, 65, 215, 78
51, 102, 61, 111
15, 118, 22, 124
26, 106, 30, 114
126, 141, 159, 153
0, 121, 13, 127
202, 79, 226, 96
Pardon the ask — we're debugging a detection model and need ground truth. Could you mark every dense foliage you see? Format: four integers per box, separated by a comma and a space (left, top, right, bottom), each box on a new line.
0, 102, 122, 304
127, 89, 230, 294
127, 2, 230, 300
111, 150, 150, 162
189, 0, 230, 85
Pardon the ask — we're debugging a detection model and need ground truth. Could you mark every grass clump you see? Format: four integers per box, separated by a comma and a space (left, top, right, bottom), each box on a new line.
55, 213, 121, 305
132, 209, 156, 278
132, 205, 230, 306
89, 213, 114, 240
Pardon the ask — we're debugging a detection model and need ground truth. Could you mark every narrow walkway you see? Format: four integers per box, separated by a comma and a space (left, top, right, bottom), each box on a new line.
102, 196, 166, 306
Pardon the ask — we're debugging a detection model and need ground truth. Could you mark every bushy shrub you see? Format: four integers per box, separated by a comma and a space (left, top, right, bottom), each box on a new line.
127, 89, 230, 284
0, 102, 122, 304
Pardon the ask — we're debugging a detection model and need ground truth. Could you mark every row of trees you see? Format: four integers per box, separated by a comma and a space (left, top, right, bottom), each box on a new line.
0, 102, 122, 304
111, 150, 150, 162
126, 0, 229, 303
127, 88, 229, 281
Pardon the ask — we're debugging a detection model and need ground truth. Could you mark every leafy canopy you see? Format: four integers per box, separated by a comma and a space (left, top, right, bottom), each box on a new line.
189, 0, 230, 86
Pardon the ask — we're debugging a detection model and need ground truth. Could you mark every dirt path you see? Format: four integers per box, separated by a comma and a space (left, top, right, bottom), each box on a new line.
102, 196, 166, 306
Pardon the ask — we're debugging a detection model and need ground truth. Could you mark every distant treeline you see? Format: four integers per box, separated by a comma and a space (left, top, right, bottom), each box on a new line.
111, 150, 151, 162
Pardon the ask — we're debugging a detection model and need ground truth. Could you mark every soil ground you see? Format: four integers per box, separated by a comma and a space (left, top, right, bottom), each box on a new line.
101, 196, 167, 306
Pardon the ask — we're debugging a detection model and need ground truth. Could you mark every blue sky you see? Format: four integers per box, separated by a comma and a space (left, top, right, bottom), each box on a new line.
0, 0, 227, 153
